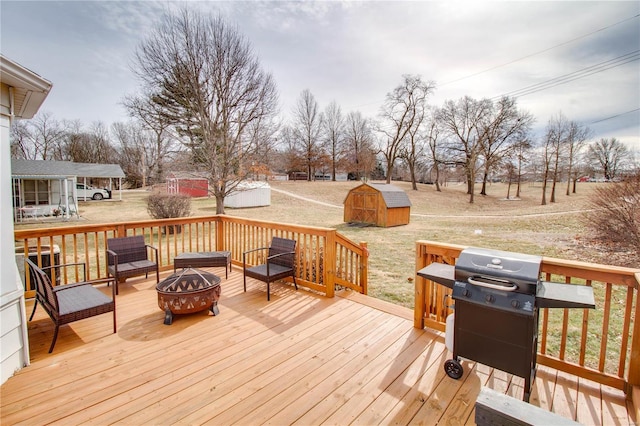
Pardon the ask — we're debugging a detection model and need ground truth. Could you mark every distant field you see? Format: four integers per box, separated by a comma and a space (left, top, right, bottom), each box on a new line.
18, 179, 618, 308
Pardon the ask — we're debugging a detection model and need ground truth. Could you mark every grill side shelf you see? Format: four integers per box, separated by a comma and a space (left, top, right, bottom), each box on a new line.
536, 281, 596, 309
417, 263, 455, 289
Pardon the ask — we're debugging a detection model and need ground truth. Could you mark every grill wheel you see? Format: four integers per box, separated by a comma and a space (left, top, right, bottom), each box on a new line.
444, 358, 463, 379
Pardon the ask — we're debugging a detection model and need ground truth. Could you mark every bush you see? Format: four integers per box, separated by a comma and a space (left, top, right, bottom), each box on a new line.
584, 174, 640, 249
147, 193, 191, 219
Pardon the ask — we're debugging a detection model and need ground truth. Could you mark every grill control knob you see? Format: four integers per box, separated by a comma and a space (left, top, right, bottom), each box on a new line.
485, 294, 494, 303
511, 300, 520, 309
462, 289, 471, 297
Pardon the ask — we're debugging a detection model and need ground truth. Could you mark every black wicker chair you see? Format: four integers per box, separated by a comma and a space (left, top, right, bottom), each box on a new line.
243, 237, 297, 301
106, 235, 159, 294
26, 258, 116, 353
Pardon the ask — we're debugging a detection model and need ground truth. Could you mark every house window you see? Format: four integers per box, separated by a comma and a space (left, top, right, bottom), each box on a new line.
22, 180, 50, 205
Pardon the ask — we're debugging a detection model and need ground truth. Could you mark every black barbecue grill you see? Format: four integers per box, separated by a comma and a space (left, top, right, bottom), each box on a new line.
417, 247, 595, 402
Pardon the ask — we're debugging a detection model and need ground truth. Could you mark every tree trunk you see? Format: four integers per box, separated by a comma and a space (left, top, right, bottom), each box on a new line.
434, 164, 441, 192
516, 161, 522, 198
466, 169, 473, 195
541, 170, 548, 205
409, 162, 417, 190
480, 172, 488, 196
215, 194, 225, 214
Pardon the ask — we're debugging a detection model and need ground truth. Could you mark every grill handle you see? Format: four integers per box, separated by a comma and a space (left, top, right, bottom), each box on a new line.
467, 276, 518, 292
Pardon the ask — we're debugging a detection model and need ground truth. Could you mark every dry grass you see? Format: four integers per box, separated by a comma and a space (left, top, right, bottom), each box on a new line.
16, 180, 633, 308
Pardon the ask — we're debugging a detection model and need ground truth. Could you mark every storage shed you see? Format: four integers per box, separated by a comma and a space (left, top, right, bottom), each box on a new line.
225, 181, 271, 208
344, 182, 411, 227
167, 172, 209, 198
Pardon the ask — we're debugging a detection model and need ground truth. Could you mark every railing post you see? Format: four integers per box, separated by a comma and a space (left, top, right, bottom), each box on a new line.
115, 224, 126, 238
324, 230, 336, 297
627, 272, 640, 399
216, 216, 225, 252
414, 241, 428, 329
360, 242, 368, 295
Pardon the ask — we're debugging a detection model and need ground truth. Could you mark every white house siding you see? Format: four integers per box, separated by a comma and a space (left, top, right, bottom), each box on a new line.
0, 56, 50, 385
0, 105, 30, 385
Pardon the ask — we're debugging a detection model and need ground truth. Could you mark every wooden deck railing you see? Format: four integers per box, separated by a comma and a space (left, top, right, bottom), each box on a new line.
414, 240, 640, 400
14, 215, 368, 299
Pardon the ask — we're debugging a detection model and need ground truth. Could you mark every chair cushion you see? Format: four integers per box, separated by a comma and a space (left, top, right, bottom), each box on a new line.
245, 263, 293, 282
108, 260, 157, 276
56, 285, 114, 323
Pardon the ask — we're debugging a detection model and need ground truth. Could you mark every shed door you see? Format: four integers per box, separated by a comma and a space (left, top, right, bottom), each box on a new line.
351, 191, 377, 223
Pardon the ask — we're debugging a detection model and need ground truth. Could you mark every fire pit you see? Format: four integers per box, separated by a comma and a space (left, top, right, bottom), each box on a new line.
156, 268, 221, 325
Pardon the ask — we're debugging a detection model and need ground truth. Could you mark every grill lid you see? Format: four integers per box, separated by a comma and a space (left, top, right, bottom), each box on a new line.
455, 247, 542, 294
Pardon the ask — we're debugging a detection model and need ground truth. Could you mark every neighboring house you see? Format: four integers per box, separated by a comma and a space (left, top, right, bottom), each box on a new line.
1, 55, 52, 384
11, 159, 125, 221
166, 171, 209, 198
343, 182, 412, 227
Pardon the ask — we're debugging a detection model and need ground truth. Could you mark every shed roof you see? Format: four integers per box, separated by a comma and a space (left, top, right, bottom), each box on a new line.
11, 159, 125, 179
368, 183, 412, 208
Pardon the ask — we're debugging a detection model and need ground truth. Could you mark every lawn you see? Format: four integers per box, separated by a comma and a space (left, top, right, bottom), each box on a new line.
17, 179, 626, 308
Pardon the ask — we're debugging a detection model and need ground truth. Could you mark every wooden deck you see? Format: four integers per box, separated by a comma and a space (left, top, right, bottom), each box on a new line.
1, 266, 635, 425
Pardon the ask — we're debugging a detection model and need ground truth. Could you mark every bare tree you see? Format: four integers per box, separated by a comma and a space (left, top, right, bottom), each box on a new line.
425, 108, 444, 192
112, 122, 146, 188
323, 101, 345, 181
62, 121, 118, 165
9, 120, 34, 159
278, 124, 305, 175
10, 111, 67, 160
131, 8, 278, 213
477, 97, 533, 195
291, 89, 324, 181
377, 75, 435, 184
540, 113, 569, 205
439, 96, 491, 203
564, 121, 590, 195
122, 92, 180, 185
399, 101, 427, 190
587, 138, 630, 181
344, 111, 375, 181
243, 117, 280, 179
512, 138, 532, 198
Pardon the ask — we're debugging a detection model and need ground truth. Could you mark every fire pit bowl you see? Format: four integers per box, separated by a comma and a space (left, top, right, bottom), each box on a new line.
156, 268, 221, 325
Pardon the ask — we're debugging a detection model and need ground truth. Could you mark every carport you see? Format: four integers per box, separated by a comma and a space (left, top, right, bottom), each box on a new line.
11, 159, 125, 221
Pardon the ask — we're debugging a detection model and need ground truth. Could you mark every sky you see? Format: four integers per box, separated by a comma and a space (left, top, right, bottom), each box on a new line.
1, 1, 639, 150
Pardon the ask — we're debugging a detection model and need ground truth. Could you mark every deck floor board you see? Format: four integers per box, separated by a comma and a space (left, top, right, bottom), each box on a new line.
1, 267, 634, 425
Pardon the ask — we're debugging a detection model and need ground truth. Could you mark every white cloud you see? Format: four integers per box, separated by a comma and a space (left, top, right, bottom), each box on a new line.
1, 0, 638, 148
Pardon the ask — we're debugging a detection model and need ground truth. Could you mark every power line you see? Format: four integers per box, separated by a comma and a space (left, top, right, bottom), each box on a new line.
441, 14, 640, 87
349, 14, 640, 113
590, 108, 640, 125
491, 50, 640, 100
